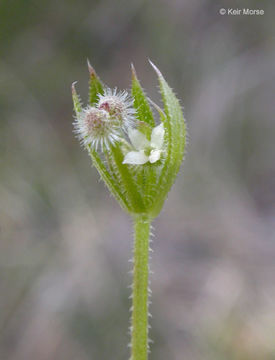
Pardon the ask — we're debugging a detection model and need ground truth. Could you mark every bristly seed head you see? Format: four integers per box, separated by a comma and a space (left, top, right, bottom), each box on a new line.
73, 106, 121, 151
97, 88, 136, 130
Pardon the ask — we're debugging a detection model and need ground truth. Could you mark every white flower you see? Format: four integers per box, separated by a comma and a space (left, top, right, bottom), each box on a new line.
123, 123, 165, 165
97, 88, 136, 130
73, 106, 121, 150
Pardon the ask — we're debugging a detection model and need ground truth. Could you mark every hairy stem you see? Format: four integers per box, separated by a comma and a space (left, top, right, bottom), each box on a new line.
131, 215, 151, 360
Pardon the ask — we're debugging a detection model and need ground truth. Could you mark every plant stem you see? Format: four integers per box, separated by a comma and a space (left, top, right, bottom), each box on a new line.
131, 214, 151, 360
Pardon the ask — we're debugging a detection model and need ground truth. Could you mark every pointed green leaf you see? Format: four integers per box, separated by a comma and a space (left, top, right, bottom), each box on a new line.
131, 64, 155, 128
143, 165, 157, 209
88, 147, 131, 213
72, 82, 83, 115
149, 61, 186, 217
110, 145, 145, 213
104, 147, 132, 205
87, 60, 104, 105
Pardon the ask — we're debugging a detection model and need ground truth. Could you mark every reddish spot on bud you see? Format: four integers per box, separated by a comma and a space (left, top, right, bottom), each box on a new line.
99, 102, 111, 112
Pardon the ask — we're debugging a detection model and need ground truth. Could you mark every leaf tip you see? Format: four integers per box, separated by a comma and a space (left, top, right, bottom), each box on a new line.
87, 58, 96, 77
131, 63, 137, 79
72, 81, 78, 94
148, 59, 162, 78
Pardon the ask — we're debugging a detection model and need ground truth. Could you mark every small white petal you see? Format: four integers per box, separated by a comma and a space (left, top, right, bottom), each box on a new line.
149, 149, 161, 163
128, 129, 150, 150
123, 150, 149, 165
150, 123, 164, 149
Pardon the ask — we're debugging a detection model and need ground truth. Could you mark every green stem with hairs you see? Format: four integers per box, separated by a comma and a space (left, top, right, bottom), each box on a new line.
131, 215, 151, 360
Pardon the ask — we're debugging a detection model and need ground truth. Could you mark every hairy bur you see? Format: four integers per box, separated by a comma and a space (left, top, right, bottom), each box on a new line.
72, 60, 186, 360
98, 88, 136, 129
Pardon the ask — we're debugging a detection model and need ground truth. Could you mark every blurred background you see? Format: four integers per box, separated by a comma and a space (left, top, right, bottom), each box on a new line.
1, 0, 275, 359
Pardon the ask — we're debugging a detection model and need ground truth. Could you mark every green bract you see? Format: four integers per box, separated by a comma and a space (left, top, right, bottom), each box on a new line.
72, 61, 186, 219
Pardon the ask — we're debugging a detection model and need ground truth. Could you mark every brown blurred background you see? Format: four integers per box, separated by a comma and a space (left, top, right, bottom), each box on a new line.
1, 0, 275, 359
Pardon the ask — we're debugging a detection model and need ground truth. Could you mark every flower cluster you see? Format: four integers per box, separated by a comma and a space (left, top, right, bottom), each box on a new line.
73, 84, 165, 165
74, 88, 137, 151
72, 61, 186, 218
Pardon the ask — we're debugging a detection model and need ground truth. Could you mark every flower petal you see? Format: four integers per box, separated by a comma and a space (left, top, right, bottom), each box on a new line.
150, 123, 164, 149
128, 129, 150, 150
123, 150, 149, 165
149, 149, 161, 163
